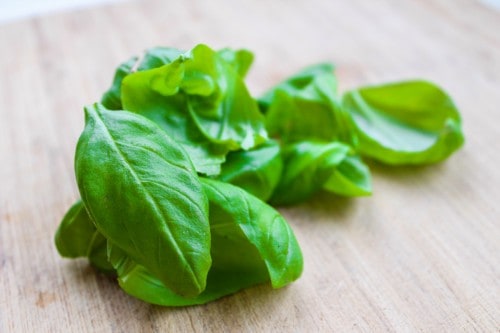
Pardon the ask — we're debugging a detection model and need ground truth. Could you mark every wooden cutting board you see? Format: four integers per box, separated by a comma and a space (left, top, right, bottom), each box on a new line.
1, 0, 499, 331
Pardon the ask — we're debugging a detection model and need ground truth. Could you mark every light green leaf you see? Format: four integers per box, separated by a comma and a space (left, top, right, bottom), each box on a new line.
75, 103, 211, 297
342, 80, 464, 164
259, 63, 357, 146
121, 56, 228, 175
323, 155, 372, 197
100, 47, 184, 110
270, 141, 371, 205
217, 48, 254, 78
182, 44, 267, 150
121, 45, 268, 174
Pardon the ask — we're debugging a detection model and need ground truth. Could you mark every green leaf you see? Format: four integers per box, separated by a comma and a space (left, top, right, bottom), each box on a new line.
75, 103, 211, 297
120, 56, 229, 175
107, 242, 268, 307
217, 48, 254, 78
107, 179, 303, 306
120, 45, 268, 175
342, 80, 464, 164
270, 141, 371, 205
259, 63, 336, 111
323, 155, 372, 197
55, 200, 96, 258
101, 57, 137, 110
54, 200, 114, 272
182, 44, 267, 150
259, 63, 357, 146
100, 47, 183, 110
201, 179, 303, 289
137, 47, 183, 71
217, 140, 282, 201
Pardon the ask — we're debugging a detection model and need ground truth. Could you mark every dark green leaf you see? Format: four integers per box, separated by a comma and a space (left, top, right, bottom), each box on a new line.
107, 179, 303, 306
217, 140, 282, 201
201, 179, 303, 288
75, 103, 211, 297
55, 200, 114, 272
101, 57, 137, 110
342, 80, 464, 164
55, 200, 96, 258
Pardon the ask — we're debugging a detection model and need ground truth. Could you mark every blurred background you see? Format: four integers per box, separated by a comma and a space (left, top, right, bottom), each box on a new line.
1, 0, 499, 24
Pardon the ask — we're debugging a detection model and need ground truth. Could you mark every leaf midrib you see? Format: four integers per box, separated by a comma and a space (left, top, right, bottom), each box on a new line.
94, 110, 201, 291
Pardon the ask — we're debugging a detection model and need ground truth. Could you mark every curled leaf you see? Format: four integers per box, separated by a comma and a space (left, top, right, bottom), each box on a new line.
107, 179, 303, 306
217, 140, 282, 201
342, 80, 464, 164
271, 141, 371, 205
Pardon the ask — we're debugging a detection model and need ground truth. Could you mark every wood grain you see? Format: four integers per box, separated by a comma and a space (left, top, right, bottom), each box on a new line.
1, 0, 499, 331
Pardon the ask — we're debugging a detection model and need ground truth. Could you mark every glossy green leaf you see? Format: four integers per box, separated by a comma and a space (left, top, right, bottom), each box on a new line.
259, 63, 357, 146
55, 200, 96, 258
55, 200, 114, 272
217, 140, 282, 201
75, 103, 211, 297
107, 179, 303, 306
107, 242, 268, 307
342, 80, 464, 164
271, 141, 371, 205
201, 179, 303, 289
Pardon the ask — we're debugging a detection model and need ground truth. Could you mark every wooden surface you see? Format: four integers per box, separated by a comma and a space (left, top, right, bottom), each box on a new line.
1, 0, 499, 331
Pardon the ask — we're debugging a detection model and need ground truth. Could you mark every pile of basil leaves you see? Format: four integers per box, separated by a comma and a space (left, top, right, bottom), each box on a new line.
55, 44, 464, 306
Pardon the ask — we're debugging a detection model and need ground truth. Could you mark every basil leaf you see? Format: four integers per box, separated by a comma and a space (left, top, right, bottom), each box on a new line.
55, 200, 114, 272
259, 63, 357, 146
259, 63, 336, 111
137, 47, 183, 70
342, 80, 464, 164
103, 45, 266, 175
101, 47, 183, 110
270, 141, 371, 205
75, 103, 211, 297
55, 200, 96, 258
217, 48, 254, 78
323, 155, 372, 197
123, 44, 267, 149
120, 57, 228, 175
101, 57, 137, 110
107, 179, 303, 306
181, 44, 267, 150
202, 179, 303, 288
120, 45, 267, 175
217, 140, 282, 201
